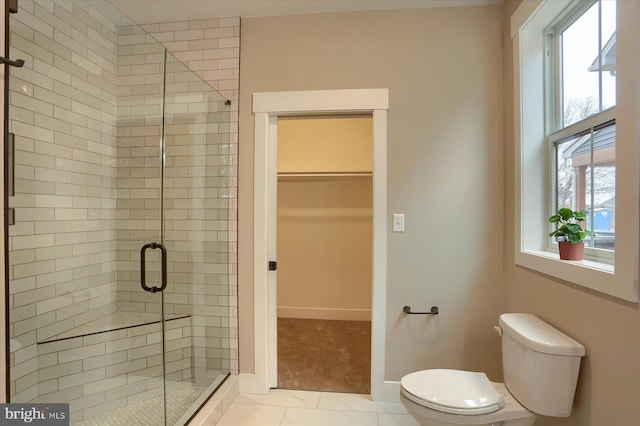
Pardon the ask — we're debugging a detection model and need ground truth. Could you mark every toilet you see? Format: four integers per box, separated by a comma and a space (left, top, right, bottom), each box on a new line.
400, 313, 585, 426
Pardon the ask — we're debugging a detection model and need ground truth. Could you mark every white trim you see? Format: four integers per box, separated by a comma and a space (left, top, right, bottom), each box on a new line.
383, 381, 402, 404
238, 373, 265, 394
266, 116, 279, 389
253, 89, 389, 114
277, 307, 372, 321
512, 0, 639, 302
249, 88, 389, 399
370, 108, 387, 402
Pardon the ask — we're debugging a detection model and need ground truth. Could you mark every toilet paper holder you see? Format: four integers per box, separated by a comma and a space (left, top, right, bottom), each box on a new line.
403, 305, 439, 315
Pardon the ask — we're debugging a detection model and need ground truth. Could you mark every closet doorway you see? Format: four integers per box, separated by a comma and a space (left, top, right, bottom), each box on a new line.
276, 115, 373, 393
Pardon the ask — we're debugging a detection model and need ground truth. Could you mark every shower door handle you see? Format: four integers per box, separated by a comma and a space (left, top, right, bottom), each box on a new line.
140, 242, 167, 293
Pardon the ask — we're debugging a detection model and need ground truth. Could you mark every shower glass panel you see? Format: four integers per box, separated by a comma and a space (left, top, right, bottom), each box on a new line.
161, 45, 233, 426
6, 0, 232, 424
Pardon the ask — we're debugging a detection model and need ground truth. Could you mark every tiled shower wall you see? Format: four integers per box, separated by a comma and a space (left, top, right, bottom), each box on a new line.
8, 0, 239, 402
9, 0, 120, 402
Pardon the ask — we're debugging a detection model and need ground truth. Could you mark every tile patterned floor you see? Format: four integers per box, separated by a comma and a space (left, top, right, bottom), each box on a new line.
75, 385, 205, 426
212, 390, 419, 426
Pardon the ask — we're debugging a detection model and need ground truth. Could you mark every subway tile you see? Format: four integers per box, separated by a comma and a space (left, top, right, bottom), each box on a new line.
13, 122, 55, 145
12, 33, 54, 65
12, 234, 55, 251
11, 357, 38, 389
14, 5, 54, 39
204, 27, 235, 39
160, 21, 189, 32
37, 316, 75, 341
36, 293, 73, 315
58, 342, 106, 364
38, 360, 83, 382
174, 29, 204, 41
83, 374, 127, 396
189, 18, 220, 30
69, 389, 106, 413
218, 37, 240, 49
58, 367, 106, 390
219, 17, 240, 27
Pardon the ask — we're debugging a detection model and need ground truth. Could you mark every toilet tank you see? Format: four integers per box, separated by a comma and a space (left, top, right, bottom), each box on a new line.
499, 313, 585, 417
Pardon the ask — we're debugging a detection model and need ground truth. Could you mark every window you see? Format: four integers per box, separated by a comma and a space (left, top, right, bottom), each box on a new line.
554, 1, 616, 128
552, 117, 615, 252
547, 0, 617, 260
512, 0, 639, 302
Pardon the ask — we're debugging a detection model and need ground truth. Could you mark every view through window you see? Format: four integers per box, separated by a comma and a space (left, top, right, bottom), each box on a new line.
550, 0, 616, 253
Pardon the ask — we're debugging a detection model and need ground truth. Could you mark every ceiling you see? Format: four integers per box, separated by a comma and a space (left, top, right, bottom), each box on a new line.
109, 0, 503, 25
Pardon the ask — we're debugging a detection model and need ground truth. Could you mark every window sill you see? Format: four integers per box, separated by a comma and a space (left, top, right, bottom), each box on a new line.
515, 249, 638, 302
520, 249, 614, 274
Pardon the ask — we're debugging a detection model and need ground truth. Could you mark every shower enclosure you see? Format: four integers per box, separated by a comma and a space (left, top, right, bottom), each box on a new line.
5, 0, 234, 424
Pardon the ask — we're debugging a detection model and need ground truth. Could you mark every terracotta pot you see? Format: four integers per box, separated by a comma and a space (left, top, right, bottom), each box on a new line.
558, 241, 585, 260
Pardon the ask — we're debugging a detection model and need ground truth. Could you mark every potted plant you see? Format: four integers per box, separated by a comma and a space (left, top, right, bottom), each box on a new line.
548, 207, 595, 260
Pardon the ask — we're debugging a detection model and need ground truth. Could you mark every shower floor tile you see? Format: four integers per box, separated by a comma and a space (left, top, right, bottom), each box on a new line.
74, 384, 205, 426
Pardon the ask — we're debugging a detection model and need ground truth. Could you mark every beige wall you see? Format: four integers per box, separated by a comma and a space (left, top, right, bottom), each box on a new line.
277, 177, 373, 320
278, 116, 373, 173
502, 1, 640, 425
239, 6, 505, 381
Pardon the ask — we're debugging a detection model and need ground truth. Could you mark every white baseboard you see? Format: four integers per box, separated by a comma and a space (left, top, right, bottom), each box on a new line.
239, 373, 270, 395
277, 306, 371, 321
381, 381, 401, 403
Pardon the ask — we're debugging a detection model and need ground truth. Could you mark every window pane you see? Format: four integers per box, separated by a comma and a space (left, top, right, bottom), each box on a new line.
562, 2, 600, 126
600, 0, 616, 110
556, 123, 615, 251
561, 0, 617, 127
556, 137, 577, 210
588, 124, 616, 250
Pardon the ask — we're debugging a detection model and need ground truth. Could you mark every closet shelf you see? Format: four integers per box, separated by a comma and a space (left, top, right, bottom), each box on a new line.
277, 171, 372, 178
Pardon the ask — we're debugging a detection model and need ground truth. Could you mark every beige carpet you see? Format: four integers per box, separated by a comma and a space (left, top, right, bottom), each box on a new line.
277, 318, 371, 394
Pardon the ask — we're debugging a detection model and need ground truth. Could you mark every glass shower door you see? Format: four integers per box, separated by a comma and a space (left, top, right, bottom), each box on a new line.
161, 51, 232, 425
115, 31, 169, 424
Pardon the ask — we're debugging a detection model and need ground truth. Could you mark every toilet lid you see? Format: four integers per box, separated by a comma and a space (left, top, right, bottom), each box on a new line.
401, 369, 504, 415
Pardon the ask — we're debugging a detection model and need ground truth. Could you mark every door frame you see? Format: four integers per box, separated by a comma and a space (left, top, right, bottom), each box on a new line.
250, 89, 388, 400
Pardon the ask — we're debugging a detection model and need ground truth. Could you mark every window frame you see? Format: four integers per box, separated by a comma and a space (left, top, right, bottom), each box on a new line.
546, 108, 616, 264
511, 0, 638, 302
545, 1, 617, 264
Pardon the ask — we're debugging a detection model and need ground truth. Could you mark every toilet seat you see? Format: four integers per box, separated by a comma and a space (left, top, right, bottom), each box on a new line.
400, 369, 504, 415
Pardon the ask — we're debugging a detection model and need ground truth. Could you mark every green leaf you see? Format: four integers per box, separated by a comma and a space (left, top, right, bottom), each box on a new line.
567, 233, 580, 243
565, 223, 583, 233
574, 210, 587, 221
558, 207, 574, 221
